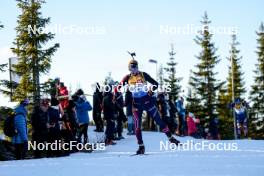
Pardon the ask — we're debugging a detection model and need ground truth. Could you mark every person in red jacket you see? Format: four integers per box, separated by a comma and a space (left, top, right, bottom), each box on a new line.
186, 112, 200, 138
58, 82, 69, 110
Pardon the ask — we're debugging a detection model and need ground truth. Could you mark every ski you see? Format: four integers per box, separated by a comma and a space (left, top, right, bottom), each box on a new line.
130, 153, 149, 156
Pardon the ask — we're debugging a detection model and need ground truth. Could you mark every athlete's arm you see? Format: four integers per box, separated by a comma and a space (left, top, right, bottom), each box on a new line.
142, 72, 159, 91
114, 74, 130, 93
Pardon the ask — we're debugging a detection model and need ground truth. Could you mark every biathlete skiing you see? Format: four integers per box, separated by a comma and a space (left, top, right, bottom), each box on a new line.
115, 52, 180, 155
231, 98, 249, 139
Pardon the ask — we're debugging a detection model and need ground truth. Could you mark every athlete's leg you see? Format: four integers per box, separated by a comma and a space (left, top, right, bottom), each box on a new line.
142, 96, 171, 137
132, 107, 143, 145
144, 96, 180, 145
243, 119, 248, 137
236, 121, 242, 139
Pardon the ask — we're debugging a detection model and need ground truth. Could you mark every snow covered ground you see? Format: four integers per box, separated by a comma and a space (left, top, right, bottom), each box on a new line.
1, 127, 264, 176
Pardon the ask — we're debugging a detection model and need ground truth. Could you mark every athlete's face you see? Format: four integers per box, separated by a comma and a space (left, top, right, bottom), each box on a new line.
129, 63, 138, 74
235, 103, 241, 109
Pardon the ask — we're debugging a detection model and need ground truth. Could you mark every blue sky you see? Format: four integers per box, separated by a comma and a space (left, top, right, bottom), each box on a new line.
0, 0, 263, 106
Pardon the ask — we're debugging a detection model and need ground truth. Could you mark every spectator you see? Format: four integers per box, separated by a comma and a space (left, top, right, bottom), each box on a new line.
176, 97, 187, 136
75, 94, 92, 144
168, 95, 178, 134
209, 115, 220, 140
61, 115, 76, 154
31, 99, 49, 158
114, 91, 126, 140
65, 100, 78, 139
103, 90, 116, 145
47, 98, 61, 157
12, 99, 29, 160
58, 82, 69, 110
157, 93, 170, 128
186, 112, 200, 138
49, 77, 60, 99
92, 83, 104, 132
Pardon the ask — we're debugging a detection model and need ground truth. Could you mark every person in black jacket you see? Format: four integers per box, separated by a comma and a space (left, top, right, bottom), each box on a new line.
157, 93, 170, 124
93, 83, 104, 132
157, 93, 177, 134
61, 100, 78, 154
31, 99, 49, 158
168, 95, 178, 134
103, 90, 116, 145
209, 115, 220, 140
47, 98, 61, 157
114, 91, 126, 140
65, 100, 78, 139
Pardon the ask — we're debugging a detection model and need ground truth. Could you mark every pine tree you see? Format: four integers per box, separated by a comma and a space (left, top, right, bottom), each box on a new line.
188, 12, 223, 122
186, 85, 202, 116
186, 70, 201, 115
0, 62, 8, 94
0, 65, 18, 98
227, 34, 246, 99
10, 0, 59, 105
217, 33, 245, 139
0, 22, 12, 96
217, 88, 234, 139
164, 44, 182, 101
249, 22, 264, 139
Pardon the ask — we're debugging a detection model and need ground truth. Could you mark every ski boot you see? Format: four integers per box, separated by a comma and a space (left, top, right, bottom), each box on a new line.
136, 144, 145, 155
117, 135, 125, 140
84, 137, 88, 144
169, 136, 180, 145
105, 139, 116, 146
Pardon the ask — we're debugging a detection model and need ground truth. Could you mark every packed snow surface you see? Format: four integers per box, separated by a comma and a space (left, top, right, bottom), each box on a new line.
1, 127, 264, 176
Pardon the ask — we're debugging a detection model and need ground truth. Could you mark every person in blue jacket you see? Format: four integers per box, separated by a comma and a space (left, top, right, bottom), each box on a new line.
74, 92, 92, 144
230, 98, 249, 139
12, 98, 29, 160
176, 97, 186, 136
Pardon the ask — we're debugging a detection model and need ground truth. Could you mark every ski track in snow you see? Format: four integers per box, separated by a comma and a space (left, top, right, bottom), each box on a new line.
1, 127, 264, 176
